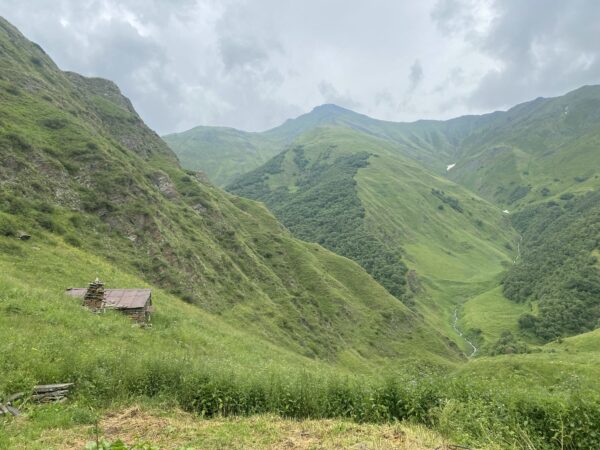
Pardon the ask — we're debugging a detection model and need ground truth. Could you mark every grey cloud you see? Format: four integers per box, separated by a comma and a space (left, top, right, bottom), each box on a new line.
408, 60, 424, 91
219, 38, 270, 72
1, 0, 599, 133
430, 0, 476, 35
318, 81, 360, 109
433, 0, 600, 110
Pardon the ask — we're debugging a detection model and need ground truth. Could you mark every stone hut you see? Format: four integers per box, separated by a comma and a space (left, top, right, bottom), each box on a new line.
66, 279, 154, 324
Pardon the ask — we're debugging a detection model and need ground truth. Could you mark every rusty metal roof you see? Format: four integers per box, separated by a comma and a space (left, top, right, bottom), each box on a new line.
65, 288, 151, 309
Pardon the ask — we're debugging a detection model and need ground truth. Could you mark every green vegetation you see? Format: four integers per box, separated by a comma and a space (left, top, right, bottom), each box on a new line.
230, 146, 410, 301
503, 190, 600, 340
2, 240, 599, 450
461, 286, 530, 350
163, 126, 282, 186
2, 15, 600, 450
229, 124, 518, 358
0, 16, 458, 369
431, 189, 463, 213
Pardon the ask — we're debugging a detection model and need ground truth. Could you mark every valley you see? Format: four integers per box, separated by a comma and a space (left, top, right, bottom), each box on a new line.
0, 12, 599, 450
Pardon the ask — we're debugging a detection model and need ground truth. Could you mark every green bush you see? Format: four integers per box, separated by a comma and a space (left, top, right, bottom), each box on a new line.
64, 234, 82, 247
40, 118, 67, 129
0, 213, 18, 236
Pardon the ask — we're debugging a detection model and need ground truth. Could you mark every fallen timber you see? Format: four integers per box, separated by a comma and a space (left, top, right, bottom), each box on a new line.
0, 383, 74, 416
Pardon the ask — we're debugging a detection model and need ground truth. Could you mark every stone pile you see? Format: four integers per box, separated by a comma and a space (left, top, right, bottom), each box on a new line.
83, 278, 105, 311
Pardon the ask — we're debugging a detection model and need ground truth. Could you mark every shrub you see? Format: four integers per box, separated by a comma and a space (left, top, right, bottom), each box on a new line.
0, 213, 18, 236
40, 118, 67, 130
64, 234, 82, 247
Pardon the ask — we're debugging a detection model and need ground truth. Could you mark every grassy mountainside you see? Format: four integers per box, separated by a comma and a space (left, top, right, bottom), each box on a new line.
228, 125, 518, 356
229, 133, 411, 302
0, 16, 459, 367
162, 126, 281, 186
3, 239, 600, 450
445, 86, 600, 206
175, 85, 600, 352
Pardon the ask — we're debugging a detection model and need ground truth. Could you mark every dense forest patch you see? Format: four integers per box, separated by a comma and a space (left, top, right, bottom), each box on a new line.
503, 190, 600, 340
229, 148, 410, 301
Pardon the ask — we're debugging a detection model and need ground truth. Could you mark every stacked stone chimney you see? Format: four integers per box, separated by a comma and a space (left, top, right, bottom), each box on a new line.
83, 278, 105, 311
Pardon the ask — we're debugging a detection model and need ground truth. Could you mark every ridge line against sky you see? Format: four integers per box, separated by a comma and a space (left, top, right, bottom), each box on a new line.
1, 0, 599, 135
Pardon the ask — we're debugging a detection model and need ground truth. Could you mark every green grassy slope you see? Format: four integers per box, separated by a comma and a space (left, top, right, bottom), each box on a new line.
228, 126, 518, 356
0, 235, 337, 392
3, 236, 600, 450
162, 126, 281, 186
176, 85, 600, 353
446, 86, 600, 207
0, 16, 459, 367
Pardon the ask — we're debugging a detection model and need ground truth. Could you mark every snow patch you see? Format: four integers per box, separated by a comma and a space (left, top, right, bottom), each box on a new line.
503, 210, 510, 214
446, 163, 456, 171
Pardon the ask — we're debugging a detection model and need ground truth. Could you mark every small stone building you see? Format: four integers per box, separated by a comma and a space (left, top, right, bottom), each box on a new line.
66, 279, 153, 324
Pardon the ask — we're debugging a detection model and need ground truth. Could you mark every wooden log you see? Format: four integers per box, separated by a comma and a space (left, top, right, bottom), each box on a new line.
32, 383, 73, 393
6, 405, 19, 416
6, 392, 24, 404
32, 390, 70, 400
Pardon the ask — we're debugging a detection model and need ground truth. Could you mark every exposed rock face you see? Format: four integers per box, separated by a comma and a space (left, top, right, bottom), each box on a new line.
151, 172, 179, 199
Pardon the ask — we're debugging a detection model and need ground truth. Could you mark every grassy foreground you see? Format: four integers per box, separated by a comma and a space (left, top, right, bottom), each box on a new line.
2, 405, 453, 450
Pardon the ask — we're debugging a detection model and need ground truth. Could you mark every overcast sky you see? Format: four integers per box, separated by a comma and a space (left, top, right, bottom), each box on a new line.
1, 0, 599, 134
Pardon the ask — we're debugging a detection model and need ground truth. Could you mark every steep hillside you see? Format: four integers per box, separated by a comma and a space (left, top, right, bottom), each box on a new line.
174, 85, 600, 352
503, 190, 600, 340
228, 126, 518, 355
0, 16, 459, 366
445, 86, 600, 206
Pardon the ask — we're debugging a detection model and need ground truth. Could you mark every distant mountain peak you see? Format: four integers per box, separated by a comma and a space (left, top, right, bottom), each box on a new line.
312, 103, 346, 112
309, 103, 356, 117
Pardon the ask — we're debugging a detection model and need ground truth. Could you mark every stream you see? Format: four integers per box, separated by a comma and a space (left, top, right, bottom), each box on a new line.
452, 308, 478, 357
513, 234, 523, 264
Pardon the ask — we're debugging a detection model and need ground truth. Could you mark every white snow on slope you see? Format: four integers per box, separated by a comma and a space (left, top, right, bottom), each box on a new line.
446, 163, 456, 171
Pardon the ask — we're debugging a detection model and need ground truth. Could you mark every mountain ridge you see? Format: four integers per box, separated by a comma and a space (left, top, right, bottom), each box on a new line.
165, 84, 600, 194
